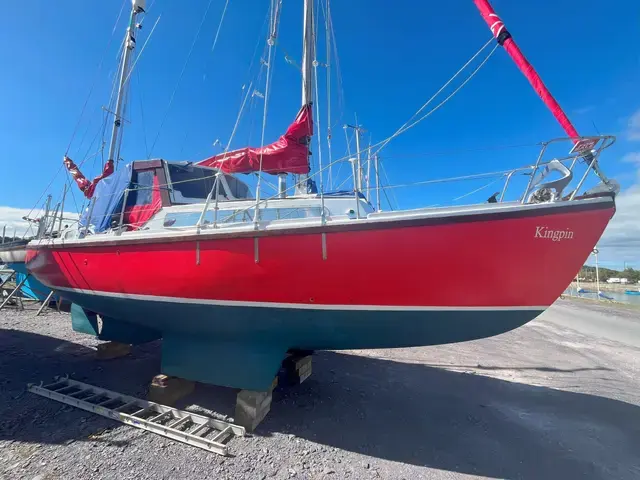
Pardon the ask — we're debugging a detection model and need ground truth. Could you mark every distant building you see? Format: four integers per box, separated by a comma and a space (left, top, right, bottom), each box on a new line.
606, 278, 629, 284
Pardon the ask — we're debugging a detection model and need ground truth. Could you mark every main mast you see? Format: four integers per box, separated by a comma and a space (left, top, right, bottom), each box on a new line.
301, 0, 314, 107
107, 0, 146, 170
62, 0, 145, 199
291, 0, 315, 196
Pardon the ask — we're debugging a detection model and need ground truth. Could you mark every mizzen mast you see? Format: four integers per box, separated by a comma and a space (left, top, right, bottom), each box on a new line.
107, 0, 146, 170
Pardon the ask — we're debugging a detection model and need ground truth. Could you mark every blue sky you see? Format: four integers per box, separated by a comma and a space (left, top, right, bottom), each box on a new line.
0, 0, 639, 264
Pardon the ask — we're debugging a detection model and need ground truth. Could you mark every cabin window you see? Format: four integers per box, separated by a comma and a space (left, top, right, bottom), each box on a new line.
130, 170, 155, 206
258, 207, 325, 221
162, 206, 326, 228
223, 174, 250, 199
167, 164, 216, 204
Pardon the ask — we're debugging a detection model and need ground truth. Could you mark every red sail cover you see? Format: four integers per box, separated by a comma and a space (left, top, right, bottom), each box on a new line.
63, 157, 115, 199
198, 104, 312, 175
473, 0, 580, 139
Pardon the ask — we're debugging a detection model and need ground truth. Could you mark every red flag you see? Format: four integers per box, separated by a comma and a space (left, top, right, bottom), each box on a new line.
64, 157, 115, 199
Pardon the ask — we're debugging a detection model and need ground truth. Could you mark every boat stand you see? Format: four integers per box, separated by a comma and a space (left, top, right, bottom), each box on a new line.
148, 374, 195, 406
234, 352, 313, 432
96, 341, 132, 360
35, 290, 56, 316
0, 272, 29, 311
0, 270, 58, 315
142, 352, 314, 433
0, 270, 14, 290
235, 377, 278, 432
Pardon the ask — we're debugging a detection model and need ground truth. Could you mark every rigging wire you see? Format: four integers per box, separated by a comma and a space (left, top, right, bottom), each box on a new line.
312, 0, 325, 195
227, 83, 255, 152
451, 176, 504, 202
136, 68, 150, 158
64, 0, 128, 157
138, 0, 157, 26
73, 115, 96, 161
79, 141, 541, 203
386, 45, 500, 152
332, 165, 353, 191
253, 0, 282, 216
359, 168, 516, 193
115, 58, 134, 166
202, 0, 234, 82
71, 153, 537, 227
243, 9, 272, 148
66, 177, 81, 218
210, 0, 231, 54
327, 2, 345, 129
63, 27, 553, 221
379, 160, 397, 210
101, 39, 125, 161
29, 6, 505, 234
121, 14, 162, 87
242, 9, 271, 85
373, 37, 496, 157
148, 0, 217, 158
321, 0, 334, 190
334, 127, 352, 187
24, 1, 128, 222
215, 11, 271, 173
379, 142, 539, 160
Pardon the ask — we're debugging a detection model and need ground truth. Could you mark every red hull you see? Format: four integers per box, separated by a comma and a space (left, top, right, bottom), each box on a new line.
26, 198, 614, 310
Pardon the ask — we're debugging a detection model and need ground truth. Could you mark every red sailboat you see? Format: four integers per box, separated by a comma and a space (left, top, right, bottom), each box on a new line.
25, 0, 618, 390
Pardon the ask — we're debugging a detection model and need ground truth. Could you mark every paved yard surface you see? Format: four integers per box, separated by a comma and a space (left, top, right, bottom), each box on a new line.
1, 298, 639, 479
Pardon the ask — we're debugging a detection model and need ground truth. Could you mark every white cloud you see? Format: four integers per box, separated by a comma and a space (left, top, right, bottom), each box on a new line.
627, 109, 640, 141
0, 206, 79, 240
597, 150, 640, 264
573, 105, 595, 116
598, 186, 640, 264
622, 152, 640, 164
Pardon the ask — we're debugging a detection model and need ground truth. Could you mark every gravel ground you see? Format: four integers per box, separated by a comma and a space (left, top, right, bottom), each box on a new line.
1, 299, 639, 480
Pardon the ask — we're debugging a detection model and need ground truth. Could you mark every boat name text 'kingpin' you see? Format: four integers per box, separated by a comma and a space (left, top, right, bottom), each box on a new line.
535, 227, 574, 242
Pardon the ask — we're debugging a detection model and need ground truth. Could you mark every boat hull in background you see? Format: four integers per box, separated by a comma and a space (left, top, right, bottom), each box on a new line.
0, 242, 53, 302
0, 247, 27, 264
7, 262, 55, 302
25, 196, 615, 389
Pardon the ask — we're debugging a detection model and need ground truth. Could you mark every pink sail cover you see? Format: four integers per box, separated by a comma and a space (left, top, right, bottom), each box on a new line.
473, 0, 580, 140
63, 156, 115, 199
198, 104, 313, 175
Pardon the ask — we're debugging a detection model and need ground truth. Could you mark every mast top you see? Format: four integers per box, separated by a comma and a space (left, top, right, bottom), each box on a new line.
301, 0, 314, 107
132, 0, 146, 12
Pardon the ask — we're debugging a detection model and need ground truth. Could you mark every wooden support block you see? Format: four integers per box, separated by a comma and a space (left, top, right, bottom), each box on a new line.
148, 374, 195, 406
280, 353, 313, 386
234, 377, 277, 432
96, 341, 131, 360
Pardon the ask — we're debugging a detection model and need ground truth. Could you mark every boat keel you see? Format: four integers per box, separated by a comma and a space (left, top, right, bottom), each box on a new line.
162, 333, 288, 391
